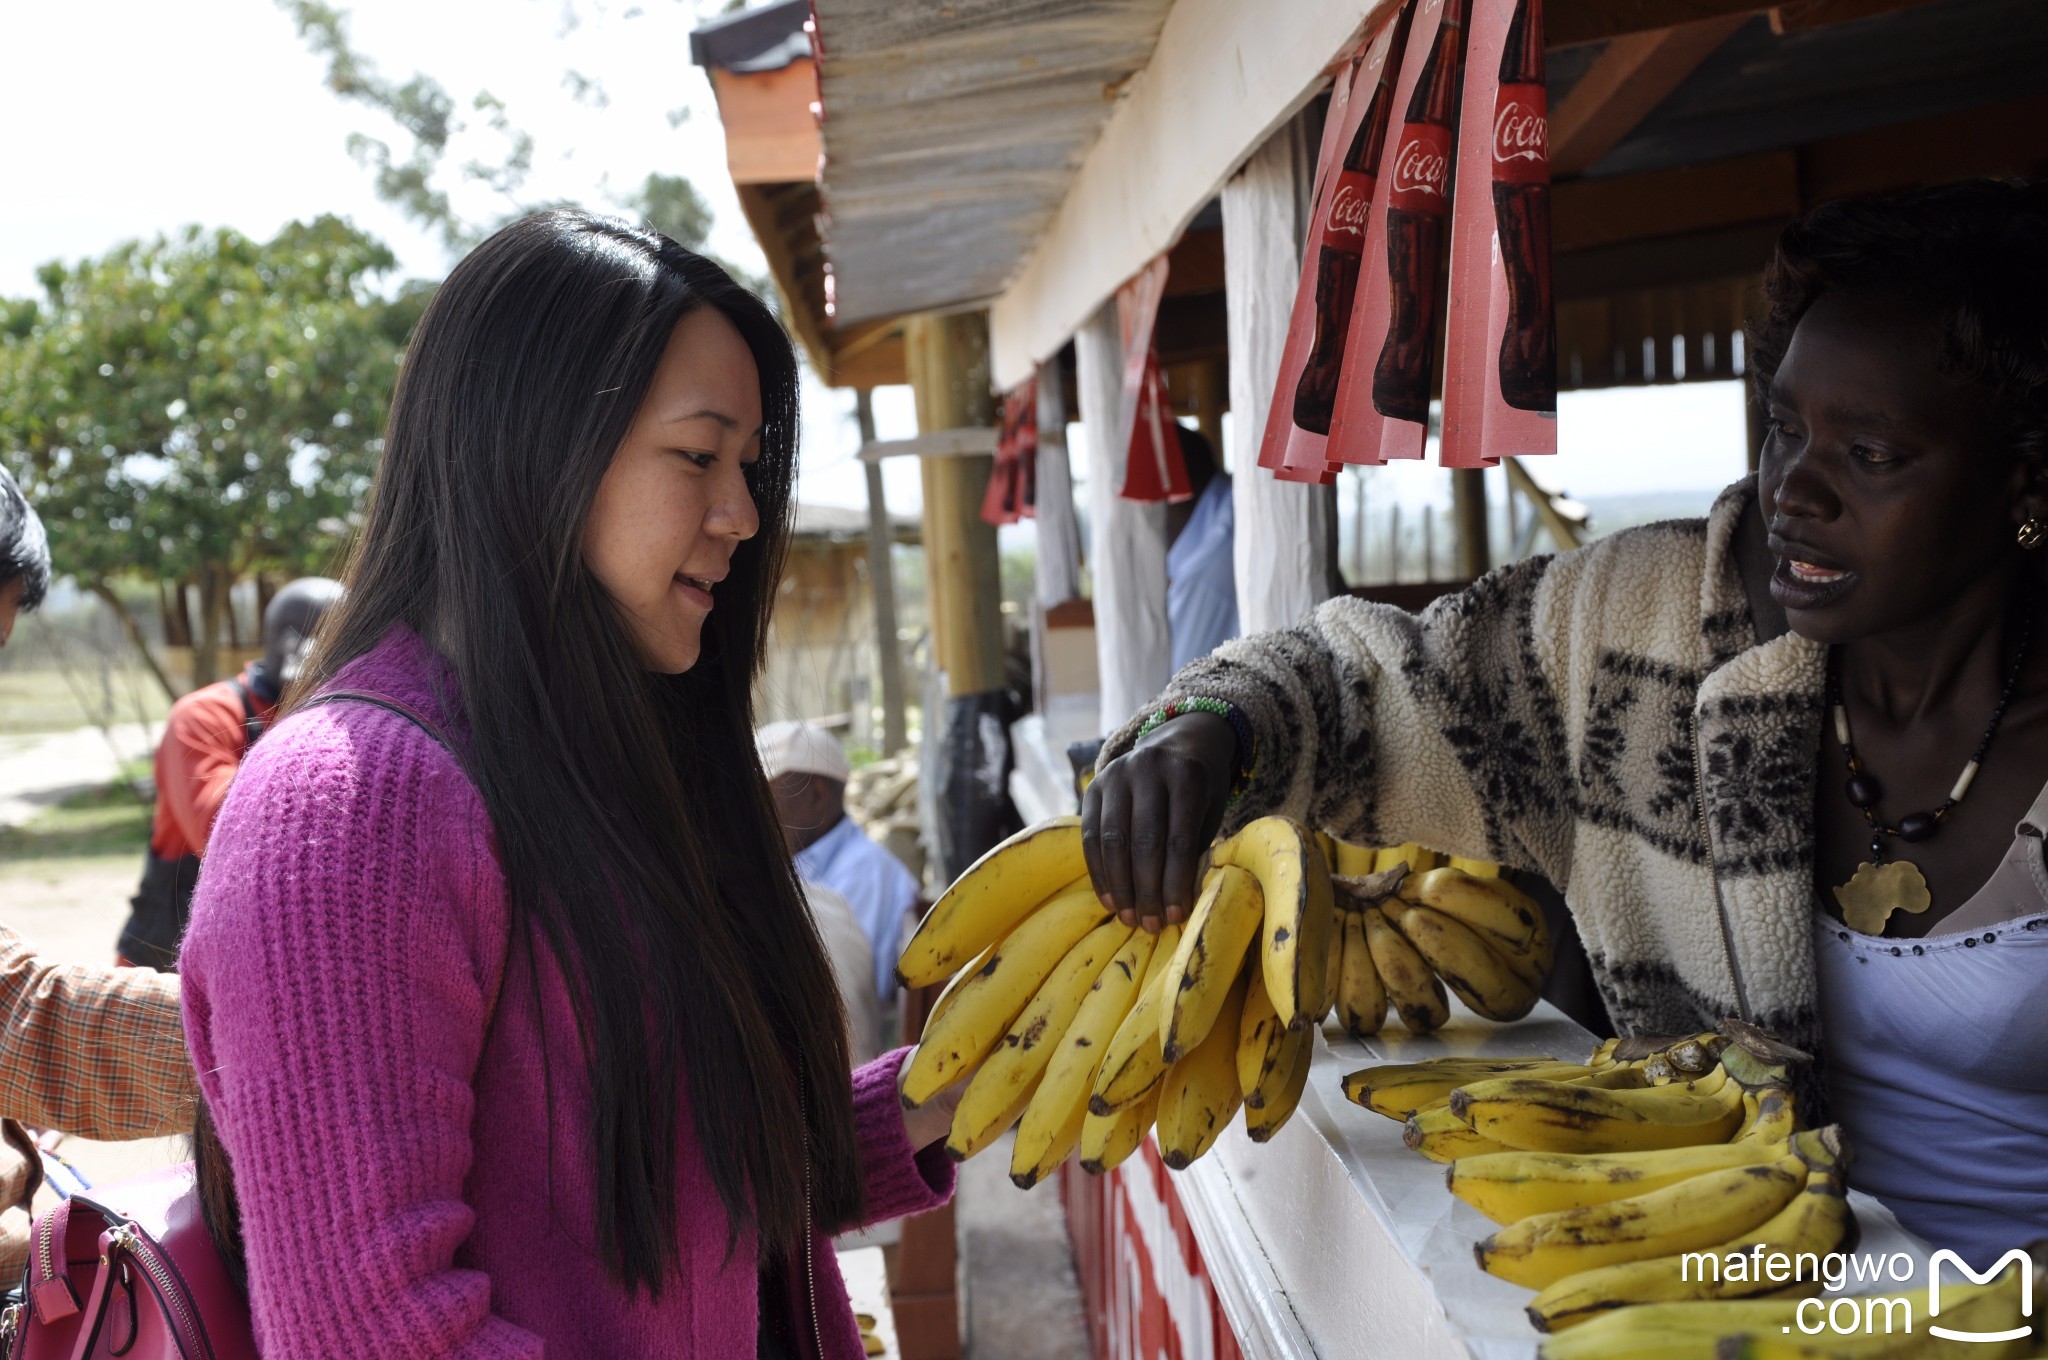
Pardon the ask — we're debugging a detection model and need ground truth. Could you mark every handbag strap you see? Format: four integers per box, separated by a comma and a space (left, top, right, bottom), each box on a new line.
298, 689, 472, 777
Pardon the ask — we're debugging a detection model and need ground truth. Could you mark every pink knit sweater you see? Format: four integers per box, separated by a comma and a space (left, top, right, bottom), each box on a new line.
181, 628, 953, 1357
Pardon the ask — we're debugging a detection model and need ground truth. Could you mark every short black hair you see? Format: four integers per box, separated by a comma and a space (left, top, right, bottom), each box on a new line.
0, 466, 49, 610
1747, 180, 2048, 467
1178, 425, 1218, 485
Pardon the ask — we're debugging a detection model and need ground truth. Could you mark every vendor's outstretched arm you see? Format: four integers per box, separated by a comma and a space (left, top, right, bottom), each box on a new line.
1087, 555, 1578, 929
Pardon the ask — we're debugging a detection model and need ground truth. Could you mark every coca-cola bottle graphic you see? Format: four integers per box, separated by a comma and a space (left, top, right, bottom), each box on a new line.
1291, 19, 1409, 436
1492, 0, 1554, 412
1371, 0, 1471, 425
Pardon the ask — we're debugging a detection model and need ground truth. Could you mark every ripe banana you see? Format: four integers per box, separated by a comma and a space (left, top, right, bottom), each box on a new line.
1448, 856, 1500, 878
1406, 1104, 1515, 1162
1734, 1087, 1799, 1144
1010, 927, 1161, 1190
1376, 843, 1438, 875
922, 941, 993, 1034
1450, 1070, 1747, 1154
1536, 1299, 1808, 1360
1364, 904, 1449, 1033
1244, 1023, 1312, 1143
898, 816, 1085, 987
1161, 865, 1264, 1062
1156, 965, 1250, 1169
1333, 840, 1380, 878
1211, 816, 1335, 1031
946, 918, 1133, 1160
1335, 908, 1387, 1039
1476, 1143, 1810, 1288
1088, 924, 1184, 1115
902, 879, 1110, 1106
1402, 865, 1554, 984
1080, 1084, 1160, 1175
1526, 1130, 1854, 1332
1449, 1137, 1794, 1225
1388, 901, 1540, 1022
1236, 967, 1286, 1102
1342, 1056, 1585, 1122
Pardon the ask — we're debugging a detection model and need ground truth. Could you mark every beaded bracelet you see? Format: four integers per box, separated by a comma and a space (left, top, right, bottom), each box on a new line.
1134, 696, 1258, 806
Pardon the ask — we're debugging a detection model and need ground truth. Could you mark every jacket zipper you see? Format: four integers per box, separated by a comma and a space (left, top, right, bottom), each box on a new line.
799, 1074, 820, 1360
1692, 711, 1752, 1023
35, 1212, 55, 1296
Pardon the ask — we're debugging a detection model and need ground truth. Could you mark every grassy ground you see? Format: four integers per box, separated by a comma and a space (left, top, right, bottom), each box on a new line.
0, 763, 154, 861
0, 667, 171, 736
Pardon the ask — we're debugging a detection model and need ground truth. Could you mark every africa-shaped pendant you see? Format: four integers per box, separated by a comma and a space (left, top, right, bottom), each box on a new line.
1832, 860, 1933, 936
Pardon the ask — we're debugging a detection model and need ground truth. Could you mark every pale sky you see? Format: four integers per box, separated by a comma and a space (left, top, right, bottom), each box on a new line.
0, 0, 1747, 522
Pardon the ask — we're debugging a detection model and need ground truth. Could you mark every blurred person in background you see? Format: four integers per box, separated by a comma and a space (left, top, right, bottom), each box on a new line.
0, 465, 50, 649
760, 719, 921, 1008
119, 576, 342, 970
803, 880, 883, 1065
1165, 428, 1238, 671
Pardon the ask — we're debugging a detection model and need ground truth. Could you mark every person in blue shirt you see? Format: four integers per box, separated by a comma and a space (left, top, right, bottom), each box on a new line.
757, 721, 922, 1005
1165, 429, 1239, 671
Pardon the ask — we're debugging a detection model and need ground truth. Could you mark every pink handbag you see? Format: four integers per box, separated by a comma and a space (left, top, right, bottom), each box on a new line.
1, 1162, 255, 1360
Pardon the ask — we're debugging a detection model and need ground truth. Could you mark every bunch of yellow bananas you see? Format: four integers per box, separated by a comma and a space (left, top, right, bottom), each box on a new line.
1539, 1257, 2045, 1359
1343, 1024, 1870, 1335
1316, 839, 1553, 1037
896, 813, 1340, 1185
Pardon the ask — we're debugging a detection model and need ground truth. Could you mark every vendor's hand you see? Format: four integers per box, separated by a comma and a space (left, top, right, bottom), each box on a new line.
1081, 711, 1238, 933
898, 1051, 963, 1153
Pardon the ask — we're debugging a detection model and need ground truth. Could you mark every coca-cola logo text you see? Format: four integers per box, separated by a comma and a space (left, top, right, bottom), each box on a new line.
1389, 137, 1448, 198
1326, 181, 1372, 236
1493, 102, 1547, 165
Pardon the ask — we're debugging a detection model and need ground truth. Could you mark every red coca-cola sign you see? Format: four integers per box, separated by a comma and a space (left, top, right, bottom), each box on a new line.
1387, 124, 1452, 213
1492, 82, 1548, 185
1324, 172, 1375, 242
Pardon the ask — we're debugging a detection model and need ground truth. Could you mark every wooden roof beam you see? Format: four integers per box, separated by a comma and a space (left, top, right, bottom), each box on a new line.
1549, 15, 1749, 178
1550, 1, 1763, 48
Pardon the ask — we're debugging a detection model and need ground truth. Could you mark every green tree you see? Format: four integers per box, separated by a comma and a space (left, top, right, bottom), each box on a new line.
0, 217, 426, 696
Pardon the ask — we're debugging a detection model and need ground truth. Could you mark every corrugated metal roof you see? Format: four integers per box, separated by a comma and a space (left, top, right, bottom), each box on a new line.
811, 0, 1177, 324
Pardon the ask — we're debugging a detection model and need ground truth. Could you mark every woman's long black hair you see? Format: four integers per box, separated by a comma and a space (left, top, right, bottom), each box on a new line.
197, 210, 863, 1292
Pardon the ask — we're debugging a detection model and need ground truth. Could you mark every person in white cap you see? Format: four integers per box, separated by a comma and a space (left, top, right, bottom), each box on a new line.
756, 720, 922, 1008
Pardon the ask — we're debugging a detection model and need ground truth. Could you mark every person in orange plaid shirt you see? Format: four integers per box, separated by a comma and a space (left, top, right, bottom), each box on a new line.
0, 927, 194, 1280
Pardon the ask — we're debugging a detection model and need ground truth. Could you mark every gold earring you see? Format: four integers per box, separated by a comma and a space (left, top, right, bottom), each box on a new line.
2021, 518, 2047, 550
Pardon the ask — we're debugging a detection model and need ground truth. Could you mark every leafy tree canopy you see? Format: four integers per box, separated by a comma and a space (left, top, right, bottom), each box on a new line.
0, 216, 426, 689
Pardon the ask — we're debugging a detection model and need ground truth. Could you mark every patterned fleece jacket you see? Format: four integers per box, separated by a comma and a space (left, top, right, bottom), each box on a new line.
1099, 475, 1830, 1057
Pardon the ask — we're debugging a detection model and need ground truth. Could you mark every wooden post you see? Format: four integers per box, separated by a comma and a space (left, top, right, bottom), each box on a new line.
904, 312, 1004, 697
1188, 358, 1227, 460
1223, 115, 1341, 634
856, 389, 909, 755
1452, 468, 1491, 580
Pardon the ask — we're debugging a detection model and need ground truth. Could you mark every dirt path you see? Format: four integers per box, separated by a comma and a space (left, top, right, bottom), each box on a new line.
0, 723, 155, 829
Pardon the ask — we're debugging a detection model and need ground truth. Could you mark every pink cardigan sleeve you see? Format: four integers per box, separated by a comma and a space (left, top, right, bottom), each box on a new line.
843, 1047, 955, 1229
179, 710, 540, 1359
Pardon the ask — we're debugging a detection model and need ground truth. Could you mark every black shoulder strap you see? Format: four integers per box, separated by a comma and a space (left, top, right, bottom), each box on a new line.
226, 677, 264, 748
299, 689, 473, 780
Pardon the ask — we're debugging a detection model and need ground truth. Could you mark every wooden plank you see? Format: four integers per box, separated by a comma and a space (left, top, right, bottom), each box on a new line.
709, 64, 823, 186
987, 0, 1403, 388
833, 332, 907, 390
1164, 228, 1226, 297
1551, 150, 1800, 254
858, 426, 1000, 464
1549, 16, 1749, 178
1769, 0, 1937, 33
1802, 90, 2048, 202
736, 183, 836, 383
1549, 0, 1767, 49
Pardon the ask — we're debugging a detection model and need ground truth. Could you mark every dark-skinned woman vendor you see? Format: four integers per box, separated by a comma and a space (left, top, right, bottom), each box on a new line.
1080, 181, 2048, 1267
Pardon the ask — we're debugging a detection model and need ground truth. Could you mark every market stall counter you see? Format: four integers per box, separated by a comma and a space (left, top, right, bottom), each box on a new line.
1062, 999, 1933, 1360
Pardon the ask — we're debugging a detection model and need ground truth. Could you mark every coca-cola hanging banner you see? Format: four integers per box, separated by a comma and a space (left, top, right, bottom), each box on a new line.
1440, 0, 1556, 468
981, 378, 1039, 526
1328, 0, 1472, 468
1262, 6, 1416, 485
1116, 256, 1191, 503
